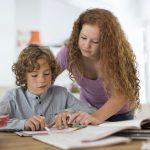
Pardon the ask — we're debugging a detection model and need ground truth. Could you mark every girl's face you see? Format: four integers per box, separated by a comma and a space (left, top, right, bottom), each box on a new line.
26, 58, 52, 96
78, 24, 100, 60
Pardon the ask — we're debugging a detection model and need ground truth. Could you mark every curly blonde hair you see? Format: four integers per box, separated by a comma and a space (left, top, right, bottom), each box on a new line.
12, 44, 60, 89
67, 8, 140, 110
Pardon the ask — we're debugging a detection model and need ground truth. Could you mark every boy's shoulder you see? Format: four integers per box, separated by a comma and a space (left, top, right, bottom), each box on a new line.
49, 85, 68, 93
47, 85, 71, 99
5, 87, 25, 95
0, 87, 25, 102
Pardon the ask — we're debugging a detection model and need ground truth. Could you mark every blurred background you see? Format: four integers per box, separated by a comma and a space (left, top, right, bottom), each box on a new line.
0, 0, 150, 105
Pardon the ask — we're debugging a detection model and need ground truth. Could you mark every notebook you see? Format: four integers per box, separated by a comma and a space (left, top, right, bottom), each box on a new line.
32, 118, 150, 149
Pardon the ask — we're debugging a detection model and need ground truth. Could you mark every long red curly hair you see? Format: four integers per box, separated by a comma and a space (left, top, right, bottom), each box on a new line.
67, 8, 140, 110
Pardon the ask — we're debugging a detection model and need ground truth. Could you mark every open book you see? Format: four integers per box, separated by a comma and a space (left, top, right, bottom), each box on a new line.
33, 125, 131, 149
33, 118, 150, 149
16, 127, 81, 137
114, 129, 150, 140
32, 118, 150, 149
34, 118, 149, 136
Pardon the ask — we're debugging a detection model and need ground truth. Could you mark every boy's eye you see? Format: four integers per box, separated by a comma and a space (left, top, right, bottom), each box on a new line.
31, 74, 37, 77
44, 70, 51, 75
44, 72, 50, 76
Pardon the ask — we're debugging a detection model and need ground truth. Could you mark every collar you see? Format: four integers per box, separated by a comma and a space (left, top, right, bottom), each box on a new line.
25, 89, 47, 101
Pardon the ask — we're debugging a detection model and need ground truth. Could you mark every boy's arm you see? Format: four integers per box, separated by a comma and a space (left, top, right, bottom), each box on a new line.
64, 92, 96, 113
47, 88, 96, 129
0, 94, 25, 131
0, 118, 26, 131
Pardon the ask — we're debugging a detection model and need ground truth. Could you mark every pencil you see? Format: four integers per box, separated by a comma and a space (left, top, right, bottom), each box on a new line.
44, 127, 50, 132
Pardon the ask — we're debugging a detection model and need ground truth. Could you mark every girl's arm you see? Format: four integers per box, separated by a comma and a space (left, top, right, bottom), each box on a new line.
68, 91, 128, 125
92, 91, 127, 124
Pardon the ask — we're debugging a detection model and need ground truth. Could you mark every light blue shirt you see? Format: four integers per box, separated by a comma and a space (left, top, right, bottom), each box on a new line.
0, 85, 96, 130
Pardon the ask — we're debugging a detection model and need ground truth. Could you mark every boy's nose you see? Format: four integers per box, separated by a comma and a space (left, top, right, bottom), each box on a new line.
38, 76, 45, 82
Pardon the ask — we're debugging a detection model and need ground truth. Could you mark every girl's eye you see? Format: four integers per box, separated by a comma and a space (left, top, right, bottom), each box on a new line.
81, 36, 86, 40
92, 41, 99, 44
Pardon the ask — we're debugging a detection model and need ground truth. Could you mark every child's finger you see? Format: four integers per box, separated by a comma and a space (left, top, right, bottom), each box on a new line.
68, 112, 80, 124
25, 119, 36, 131
31, 117, 41, 130
47, 121, 55, 128
33, 116, 46, 130
55, 114, 63, 129
62, 115, 69, 128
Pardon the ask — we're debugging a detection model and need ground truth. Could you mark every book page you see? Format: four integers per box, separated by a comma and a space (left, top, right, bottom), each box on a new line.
16, 127, 81, 136
21, 125, 130, 141
65, 125, 131, 142
100, 119, 146, 129
33, 134, 130, 149
50, 119, 149, 142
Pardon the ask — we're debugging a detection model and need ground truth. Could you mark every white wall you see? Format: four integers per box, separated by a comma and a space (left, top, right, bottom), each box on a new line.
139, 0, 150, 103
40, 0, 82, 45
127, 28, 146, 103
144, 24, 150, 103
15, 0, 41, 31
0, 0, 15, 87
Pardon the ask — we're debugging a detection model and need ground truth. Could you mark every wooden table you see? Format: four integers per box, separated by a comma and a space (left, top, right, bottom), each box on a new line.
0, 132, 145, 150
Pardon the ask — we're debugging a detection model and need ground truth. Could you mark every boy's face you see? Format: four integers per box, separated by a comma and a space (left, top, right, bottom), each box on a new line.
26, 59, 52, 96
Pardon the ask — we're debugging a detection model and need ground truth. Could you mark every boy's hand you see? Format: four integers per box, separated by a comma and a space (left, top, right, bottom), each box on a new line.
68, 111, 99, 125
24, 115, 46, 131
48, 112, 71, 129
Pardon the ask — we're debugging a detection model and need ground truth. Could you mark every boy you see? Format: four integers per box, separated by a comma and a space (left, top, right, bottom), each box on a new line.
0, 44, 96, 131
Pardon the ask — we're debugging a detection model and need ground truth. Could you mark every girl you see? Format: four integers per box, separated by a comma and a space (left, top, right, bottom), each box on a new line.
57, 8, 140, 125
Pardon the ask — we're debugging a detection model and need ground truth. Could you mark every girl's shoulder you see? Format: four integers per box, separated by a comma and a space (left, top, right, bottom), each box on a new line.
57, 46, 68, 69
60, 46, 68, 52
57, 46, 68, 58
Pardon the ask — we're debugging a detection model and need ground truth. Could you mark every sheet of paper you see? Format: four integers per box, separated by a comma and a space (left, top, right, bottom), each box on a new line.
33, 134, 130, 150
16, 127, 81, 136
141, 140, 150, 150
16, 130, 48, 136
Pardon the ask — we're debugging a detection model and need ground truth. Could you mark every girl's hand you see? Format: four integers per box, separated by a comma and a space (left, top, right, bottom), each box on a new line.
53, 111, 71, 129
24, 115, 46, 131
68, 111, 100, 125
